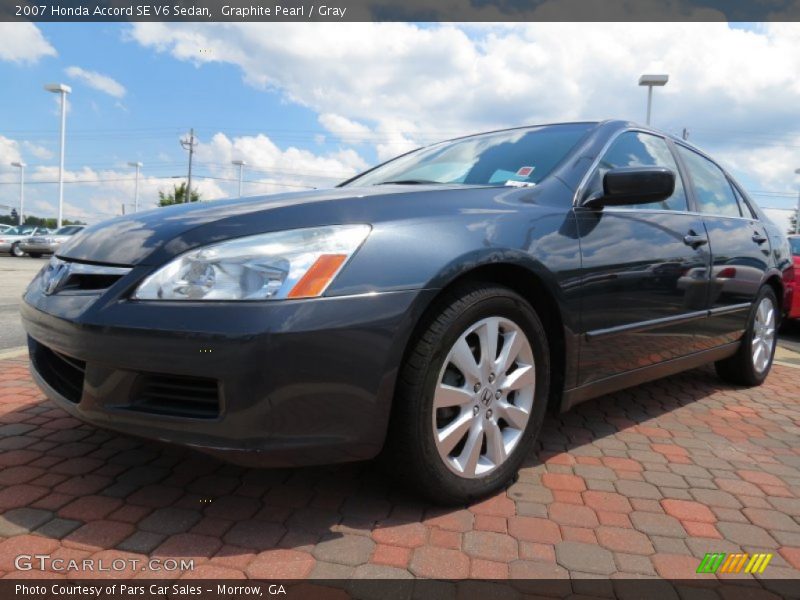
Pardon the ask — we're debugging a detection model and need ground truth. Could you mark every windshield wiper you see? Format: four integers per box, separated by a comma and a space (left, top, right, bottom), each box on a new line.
375, 179, 442, 185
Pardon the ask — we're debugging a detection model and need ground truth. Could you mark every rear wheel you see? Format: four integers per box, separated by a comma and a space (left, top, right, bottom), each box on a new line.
29, 253, 42, 258
11, 243, 24, 257
715, 286, 778, 386
389, 284, 550, 504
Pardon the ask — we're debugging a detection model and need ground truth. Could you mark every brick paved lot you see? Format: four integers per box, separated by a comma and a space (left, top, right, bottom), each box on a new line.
0, 355, 798, 594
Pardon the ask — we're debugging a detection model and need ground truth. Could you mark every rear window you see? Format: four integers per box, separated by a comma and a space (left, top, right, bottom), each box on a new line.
344, 123, 593, 187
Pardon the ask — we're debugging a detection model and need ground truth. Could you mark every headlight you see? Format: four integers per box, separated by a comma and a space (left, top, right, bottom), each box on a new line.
133, 224, 371, 301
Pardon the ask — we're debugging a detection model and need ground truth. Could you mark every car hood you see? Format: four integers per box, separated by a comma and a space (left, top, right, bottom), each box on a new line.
56, 185, 473, 266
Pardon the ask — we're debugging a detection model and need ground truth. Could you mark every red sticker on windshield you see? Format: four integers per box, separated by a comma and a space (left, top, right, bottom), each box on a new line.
517, 166, 534, 177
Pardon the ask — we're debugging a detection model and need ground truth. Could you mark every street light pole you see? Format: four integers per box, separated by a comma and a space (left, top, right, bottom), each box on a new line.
45, 83, 71, 228
128, 161, 143, 212
10, 162, 25, 225
638, 74, 669, 126
232, 160, 246, 197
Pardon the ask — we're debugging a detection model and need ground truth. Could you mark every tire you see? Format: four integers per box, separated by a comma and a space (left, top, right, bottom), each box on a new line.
11, 243, 24, 257
388, 283, 550, 504
29, 253, 42, 258
715, 286, 778, 386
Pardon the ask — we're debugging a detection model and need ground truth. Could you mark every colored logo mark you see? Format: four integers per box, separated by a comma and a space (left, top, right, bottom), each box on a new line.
696, 553, 772, 574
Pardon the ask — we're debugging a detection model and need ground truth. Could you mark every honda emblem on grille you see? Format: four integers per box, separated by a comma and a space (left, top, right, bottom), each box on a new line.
43, 260, 71, 295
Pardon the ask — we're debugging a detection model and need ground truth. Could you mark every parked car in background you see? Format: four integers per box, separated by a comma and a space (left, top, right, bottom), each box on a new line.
21, 120, 793, 503
0, 224, 14, 234
786, 235, 800, 321
20, 225, 86, 258
0, 225, 51, 257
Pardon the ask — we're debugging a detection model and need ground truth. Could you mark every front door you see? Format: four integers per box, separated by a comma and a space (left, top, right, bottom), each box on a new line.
576, 131, 712, 385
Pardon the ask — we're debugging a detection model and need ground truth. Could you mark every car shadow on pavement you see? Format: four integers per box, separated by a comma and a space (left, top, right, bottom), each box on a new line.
0, 357, 795, 584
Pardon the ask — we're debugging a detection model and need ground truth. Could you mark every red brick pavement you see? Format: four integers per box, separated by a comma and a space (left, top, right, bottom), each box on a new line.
0, 356, 798, 595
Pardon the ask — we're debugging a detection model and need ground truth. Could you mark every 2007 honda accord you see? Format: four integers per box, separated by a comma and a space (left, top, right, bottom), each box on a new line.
21, 120, 792, 503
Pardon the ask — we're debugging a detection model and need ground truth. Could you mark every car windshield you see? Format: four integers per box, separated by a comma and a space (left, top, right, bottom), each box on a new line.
55, 226, 83, 235
343, 123, 594, 188
5, 226, 35, 235
790, 237, 800, 256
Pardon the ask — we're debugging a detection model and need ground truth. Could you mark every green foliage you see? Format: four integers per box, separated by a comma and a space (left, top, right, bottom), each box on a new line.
0, 213, 84, 228
158, 182, 201, 207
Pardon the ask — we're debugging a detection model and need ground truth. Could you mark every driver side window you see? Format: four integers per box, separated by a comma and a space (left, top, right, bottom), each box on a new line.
587, 132, 688, 211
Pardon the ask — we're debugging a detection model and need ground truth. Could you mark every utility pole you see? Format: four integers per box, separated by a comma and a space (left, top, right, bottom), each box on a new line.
181, 129, 196, 203
682, 128, 689, 141
232, 160, 246, 197
128, 161, 143, 212
11, 162, 25, 225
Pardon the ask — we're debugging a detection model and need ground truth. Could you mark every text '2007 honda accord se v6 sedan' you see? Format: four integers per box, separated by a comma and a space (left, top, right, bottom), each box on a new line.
21, 120, 792, 503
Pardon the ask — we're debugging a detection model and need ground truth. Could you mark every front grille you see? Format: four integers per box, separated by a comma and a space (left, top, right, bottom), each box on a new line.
29, 339, 85, 403
61, 273, 125, 291
41, 258, 131, 295
130, 374, 220, 419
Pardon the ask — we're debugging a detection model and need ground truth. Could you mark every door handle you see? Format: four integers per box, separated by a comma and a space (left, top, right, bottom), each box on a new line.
683, 234, 708, 248
752, 232, 768, 244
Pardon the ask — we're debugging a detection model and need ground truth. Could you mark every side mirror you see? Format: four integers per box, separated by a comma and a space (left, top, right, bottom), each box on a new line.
583, 167, 676, 209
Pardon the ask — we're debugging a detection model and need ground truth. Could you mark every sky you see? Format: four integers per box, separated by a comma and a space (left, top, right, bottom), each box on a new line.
0, 22, 799, 228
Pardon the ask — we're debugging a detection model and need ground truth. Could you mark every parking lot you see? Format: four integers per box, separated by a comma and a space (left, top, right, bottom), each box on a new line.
0, 254, 799, 591
0, 256, 47, 352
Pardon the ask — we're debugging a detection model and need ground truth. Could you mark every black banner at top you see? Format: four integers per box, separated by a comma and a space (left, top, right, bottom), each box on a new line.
3, 0, 800, 22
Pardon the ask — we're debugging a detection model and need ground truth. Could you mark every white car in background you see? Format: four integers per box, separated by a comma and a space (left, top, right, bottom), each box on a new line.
0, 226, 51, 257
20, 225, 86, 258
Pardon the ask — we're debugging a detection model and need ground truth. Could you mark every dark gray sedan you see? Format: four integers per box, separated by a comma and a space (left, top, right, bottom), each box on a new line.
21, 120, 792, 503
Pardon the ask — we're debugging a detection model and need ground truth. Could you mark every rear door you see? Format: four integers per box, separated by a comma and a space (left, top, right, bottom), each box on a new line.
575, 131, 712, 385
674, 145, 769, 346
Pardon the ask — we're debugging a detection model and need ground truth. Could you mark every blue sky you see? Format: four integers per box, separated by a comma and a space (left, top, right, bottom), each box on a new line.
0, 22, 798, 228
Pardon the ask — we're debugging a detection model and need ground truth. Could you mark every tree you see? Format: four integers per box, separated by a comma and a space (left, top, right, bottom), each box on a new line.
9, 208, 18, 224
158, 182, 200, 207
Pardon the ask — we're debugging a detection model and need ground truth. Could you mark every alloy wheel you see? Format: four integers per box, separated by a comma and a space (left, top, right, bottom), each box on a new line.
432, 316, 535, 478
752, 296, 776, 374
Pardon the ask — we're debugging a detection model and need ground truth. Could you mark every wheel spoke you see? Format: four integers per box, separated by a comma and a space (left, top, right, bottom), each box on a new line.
436, 411, 473, 456
500, 364, 535, 392
476, 318, 499, 377
457, 422, 484, 477
495, 329, 524, 375
484, 420, 506, 466
450, 337, 481, 383
434, 383, 473, 409
495, 400, 529, 430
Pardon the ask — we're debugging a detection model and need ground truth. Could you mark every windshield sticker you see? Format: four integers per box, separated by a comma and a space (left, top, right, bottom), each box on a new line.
516, 166, 535, 177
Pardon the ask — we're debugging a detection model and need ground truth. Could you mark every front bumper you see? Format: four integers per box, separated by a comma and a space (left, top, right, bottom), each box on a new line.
21, 273, 428, 467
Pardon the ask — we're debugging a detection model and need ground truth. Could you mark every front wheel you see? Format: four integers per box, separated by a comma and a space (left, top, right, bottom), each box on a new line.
389, 284, 550, 504
715, 286, 778, 386
11, 243, 24, 257
28, 253, 42, 258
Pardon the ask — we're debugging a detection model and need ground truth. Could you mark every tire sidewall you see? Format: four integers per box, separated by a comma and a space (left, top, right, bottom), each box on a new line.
741, 286, 779, 384
414, 288, 550, 501
11, 243, 23, 257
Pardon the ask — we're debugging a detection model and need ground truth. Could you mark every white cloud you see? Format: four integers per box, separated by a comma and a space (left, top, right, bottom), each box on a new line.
318, 113, 372, 140
22, 141, 53, 161
65, 66, 127, 98
0, 23, 56, 63
0, 136, 22, 172
129, 22, 800, 197
194, 131, 368, 193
